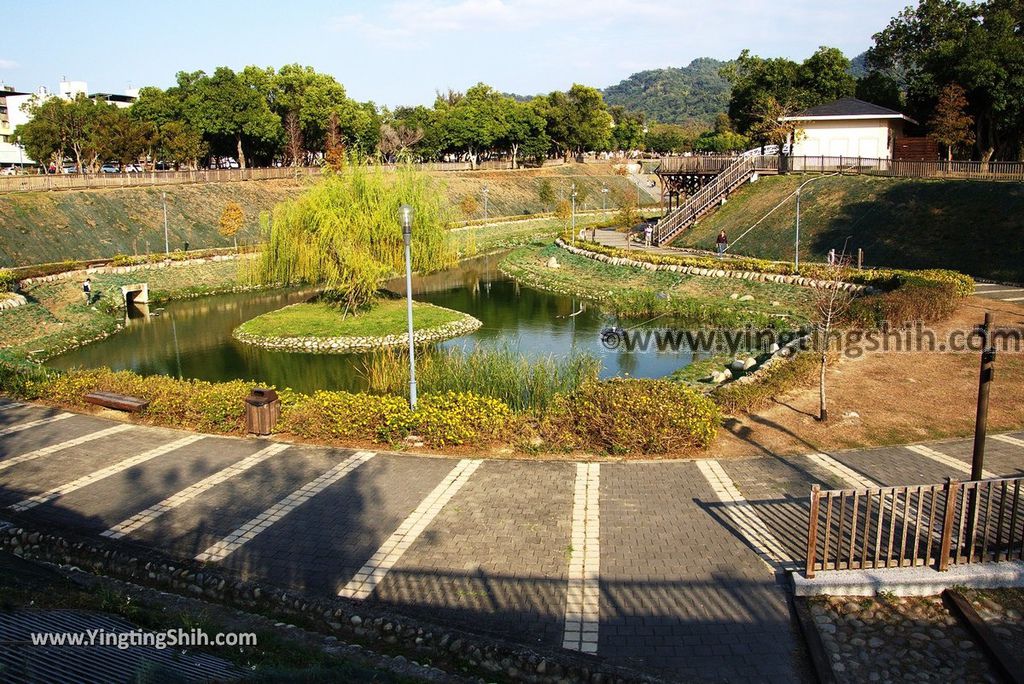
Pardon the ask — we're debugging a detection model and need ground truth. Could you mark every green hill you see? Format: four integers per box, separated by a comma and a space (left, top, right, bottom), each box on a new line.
0, 164, 653, 267
602, 58, 732, 125
674, 174, 1024, 282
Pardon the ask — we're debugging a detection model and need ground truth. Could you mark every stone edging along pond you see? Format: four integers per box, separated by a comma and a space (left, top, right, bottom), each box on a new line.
554, 238, 873, 294
233, 305, 483, 353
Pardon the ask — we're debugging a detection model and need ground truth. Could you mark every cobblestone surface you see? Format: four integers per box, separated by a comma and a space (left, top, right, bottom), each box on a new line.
962, 588, 1024, 659
809, 595, 996, 683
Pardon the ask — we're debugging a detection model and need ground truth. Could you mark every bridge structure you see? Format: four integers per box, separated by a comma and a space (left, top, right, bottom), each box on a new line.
652, 154, 780, 246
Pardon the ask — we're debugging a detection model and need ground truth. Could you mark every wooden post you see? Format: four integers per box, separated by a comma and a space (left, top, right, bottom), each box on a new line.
806, 484, 821, 578
938, 478, 960, 571
857, 248, 863, 270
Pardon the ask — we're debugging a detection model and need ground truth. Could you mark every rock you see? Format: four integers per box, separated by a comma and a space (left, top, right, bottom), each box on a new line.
768, 343, 780, 354
545, 257, 560, 269
738, 294, 755, 302
730, 293, 740, 300
350, 615, 362, 626
771, 300, 781, 306
730, 359, 747, 372
844, 411, 860, 419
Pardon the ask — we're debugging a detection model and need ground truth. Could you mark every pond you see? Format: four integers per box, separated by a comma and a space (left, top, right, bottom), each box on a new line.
48, 253, 704, 394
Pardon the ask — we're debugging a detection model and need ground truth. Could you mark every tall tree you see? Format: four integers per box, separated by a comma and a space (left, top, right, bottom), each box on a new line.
188, 67, 281, 168
609, 106, 645, 152
930, 82, 975, 160
437, 83, 508, 166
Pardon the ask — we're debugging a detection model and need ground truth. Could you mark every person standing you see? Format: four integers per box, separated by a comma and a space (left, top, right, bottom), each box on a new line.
716, 230, 728, 258
82, 278, 92, 305
644, 223, 653, 246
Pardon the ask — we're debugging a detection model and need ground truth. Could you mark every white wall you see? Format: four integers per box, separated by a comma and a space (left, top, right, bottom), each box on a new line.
791, 119, 901, 159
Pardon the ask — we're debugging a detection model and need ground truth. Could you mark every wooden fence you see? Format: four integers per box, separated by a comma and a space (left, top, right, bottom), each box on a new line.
805, 475, 1023, 578
0, 158, 567, 194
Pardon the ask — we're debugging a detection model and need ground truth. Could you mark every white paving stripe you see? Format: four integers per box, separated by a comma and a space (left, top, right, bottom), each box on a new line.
1001, 296, 1024, 301
0, 402, 25, 411
0, 424, 135, 472
0, 412, 73, 436
905, 445, 996, 479
338, 458, 481, 601
102, 442, 291, 540
9, 435, 204, 512
806, 453, 880, 489
974, 288, 1023, 294
992, 433, 1024, 449
562, 462, 600, 654
196, 450, 376, 564
696, 460, 795, 571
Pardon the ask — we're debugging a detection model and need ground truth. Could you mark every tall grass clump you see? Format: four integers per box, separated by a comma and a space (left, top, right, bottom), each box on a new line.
257, 163, 456, 311
360, 346, 600, 413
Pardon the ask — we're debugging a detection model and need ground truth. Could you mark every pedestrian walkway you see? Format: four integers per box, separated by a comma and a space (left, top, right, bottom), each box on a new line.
973, 282, 1024, 301
1, 401, 1021, 681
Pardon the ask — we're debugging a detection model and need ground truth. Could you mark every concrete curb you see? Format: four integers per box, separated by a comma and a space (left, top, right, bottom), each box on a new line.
791, 561, 1024, 597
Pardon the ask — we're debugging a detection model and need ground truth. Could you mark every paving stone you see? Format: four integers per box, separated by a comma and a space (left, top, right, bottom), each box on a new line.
372, 460, 575, 649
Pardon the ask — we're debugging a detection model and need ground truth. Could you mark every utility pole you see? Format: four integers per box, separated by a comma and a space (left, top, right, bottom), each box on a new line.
971, 313, 996, 480
571, 183, 577, 245
162, 192, 169, 255
966, 313, 996, 544
482, 185, 488, 221
794, 187, 802, 271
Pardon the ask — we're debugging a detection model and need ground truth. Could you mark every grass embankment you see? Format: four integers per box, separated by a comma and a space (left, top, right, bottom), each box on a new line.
500, 243, 817, 327
0, 259, 247, 359
0, 163, 654, 267
238, 300, 465, 338
675, 174, 1024, 282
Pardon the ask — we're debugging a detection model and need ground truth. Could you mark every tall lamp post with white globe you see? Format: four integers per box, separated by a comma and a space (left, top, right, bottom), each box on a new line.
400, 204, 418, 410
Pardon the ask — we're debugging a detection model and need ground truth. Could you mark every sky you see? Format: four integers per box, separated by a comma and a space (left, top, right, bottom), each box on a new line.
3, 1, 909, 107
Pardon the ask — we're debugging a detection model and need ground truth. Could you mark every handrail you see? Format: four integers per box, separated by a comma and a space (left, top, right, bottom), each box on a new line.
653, 156, 755, 244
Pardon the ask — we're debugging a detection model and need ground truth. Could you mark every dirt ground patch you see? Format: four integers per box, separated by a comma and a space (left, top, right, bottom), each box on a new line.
714, 295, 1024, 457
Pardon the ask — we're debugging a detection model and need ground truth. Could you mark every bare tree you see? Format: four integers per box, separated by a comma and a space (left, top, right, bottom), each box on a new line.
285, 111, 304, 167
814, 249, 855, 421
378, 123, 424, 162
324, 112, 345, 171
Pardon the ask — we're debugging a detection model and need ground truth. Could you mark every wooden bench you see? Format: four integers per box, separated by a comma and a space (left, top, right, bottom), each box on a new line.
84, 391, 150, 413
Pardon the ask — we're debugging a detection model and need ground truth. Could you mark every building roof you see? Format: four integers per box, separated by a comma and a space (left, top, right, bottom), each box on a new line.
780, 97, 917, 124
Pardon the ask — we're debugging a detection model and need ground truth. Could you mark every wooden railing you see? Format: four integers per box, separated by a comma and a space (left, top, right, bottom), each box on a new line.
805, 475, 1023, 578
653, 156, 757, 245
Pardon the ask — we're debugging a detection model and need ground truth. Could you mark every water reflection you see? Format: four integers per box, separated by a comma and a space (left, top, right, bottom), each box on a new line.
50, 254, 698, 394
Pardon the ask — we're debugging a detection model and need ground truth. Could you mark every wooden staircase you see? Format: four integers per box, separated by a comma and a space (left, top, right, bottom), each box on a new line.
652, 155, 760, 246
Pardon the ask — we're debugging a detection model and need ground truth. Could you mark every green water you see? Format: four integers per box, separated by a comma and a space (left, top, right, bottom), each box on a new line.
49, 254, 699, 393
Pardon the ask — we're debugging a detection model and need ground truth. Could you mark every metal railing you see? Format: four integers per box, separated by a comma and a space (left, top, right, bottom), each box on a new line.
653, 156, 757, 245
655, 155, 780, 175
805, 475, 1023, 578
0, 158, 570, 194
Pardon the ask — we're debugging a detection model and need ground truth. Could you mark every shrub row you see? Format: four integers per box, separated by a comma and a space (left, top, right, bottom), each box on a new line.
712, 347, 821, 413
13, 367, 721, 455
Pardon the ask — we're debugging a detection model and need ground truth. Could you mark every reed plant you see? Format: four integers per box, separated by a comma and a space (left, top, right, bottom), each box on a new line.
359, 345, 600, 413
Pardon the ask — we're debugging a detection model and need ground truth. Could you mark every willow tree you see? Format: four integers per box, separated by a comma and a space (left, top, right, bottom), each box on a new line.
258, 164, 455, 312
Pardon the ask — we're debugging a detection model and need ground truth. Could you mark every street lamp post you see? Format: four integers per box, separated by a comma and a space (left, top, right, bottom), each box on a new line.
400, 204, 418, 410
794, 172, 841, 272
162, 192, 170, 255
16, 136, 23, 168
602, 186, 608, 212
482, 185, 488, 221
571, 183, 577, 245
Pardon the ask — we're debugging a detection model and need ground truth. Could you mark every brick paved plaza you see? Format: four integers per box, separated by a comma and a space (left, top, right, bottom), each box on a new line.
0, 400, 1021, 682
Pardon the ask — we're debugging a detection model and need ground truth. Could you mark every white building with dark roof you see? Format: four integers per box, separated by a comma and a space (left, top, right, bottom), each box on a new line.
780, 97, 917, 160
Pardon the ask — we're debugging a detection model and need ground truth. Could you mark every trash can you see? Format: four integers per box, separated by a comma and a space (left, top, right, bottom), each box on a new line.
244, 388, 280, 436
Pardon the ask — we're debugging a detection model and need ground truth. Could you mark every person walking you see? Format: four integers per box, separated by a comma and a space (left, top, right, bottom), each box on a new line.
716, 230, 728, 258
82, 278, 92, 305
644, 223, 653, 247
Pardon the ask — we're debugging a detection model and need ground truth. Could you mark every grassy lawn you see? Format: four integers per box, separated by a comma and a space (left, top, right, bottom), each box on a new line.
237, 299, 467, 339
453, 209, 660, 255
500, 243, 817, 327
676, 174, 1024, 282
0, 259, 249, 359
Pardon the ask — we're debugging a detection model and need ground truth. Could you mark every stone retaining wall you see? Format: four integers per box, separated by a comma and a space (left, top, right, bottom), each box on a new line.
19, 253, 253, 288
234, 308, 483, 354
0, 293, 27, 311
555, 238, 872, 294
0, 518, 661, 684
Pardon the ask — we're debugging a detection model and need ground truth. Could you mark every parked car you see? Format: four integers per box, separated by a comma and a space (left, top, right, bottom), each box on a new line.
100, 163, 120, 173
124, 163, 144, 173
62, 164, 78, 174
0, 166, 18, 176
155, 161, 175, 171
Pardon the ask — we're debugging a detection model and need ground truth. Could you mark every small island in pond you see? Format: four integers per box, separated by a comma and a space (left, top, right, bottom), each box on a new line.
233, 300, 482, 353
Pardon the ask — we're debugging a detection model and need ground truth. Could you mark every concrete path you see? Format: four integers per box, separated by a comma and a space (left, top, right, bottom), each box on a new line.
1, 400, 1021, 682
973, 282, 1024, 302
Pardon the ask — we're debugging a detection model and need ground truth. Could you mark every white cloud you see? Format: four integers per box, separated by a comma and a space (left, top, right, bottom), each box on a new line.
0, 59, 18, 69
